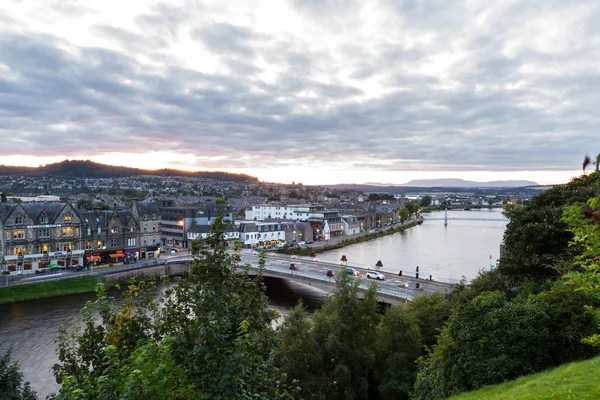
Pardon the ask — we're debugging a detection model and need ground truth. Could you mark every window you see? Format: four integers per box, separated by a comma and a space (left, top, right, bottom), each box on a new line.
127, 238, 136, 247
13, 230, 25, 240
152, 224, 156, 231
40, 214, 48, 224
86, 241, 92, 250
144, 238, 148, 245
62, 227, 74, 237
39, 229, 50, 238
42, 244, 48, 254
64, 214, 72, 223
6, 231, 10, 241
97, 240, 102, 249
143, 224, 147, 232
110, 239, 119, 247
130, 226, 135, 233
110, 226, 120, 234
75, 228, 79, 237
15, 216, 23, 225
87, 226, 91, 236
28, 230, 33, 239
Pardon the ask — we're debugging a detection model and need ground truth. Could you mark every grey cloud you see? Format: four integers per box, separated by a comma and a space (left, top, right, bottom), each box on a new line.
2, 0, 600, 173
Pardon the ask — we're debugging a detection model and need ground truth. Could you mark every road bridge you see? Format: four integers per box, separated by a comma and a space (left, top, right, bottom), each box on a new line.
2, 253, 455, 303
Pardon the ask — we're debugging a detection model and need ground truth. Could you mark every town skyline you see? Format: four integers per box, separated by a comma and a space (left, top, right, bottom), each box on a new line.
2, 1, 599, 186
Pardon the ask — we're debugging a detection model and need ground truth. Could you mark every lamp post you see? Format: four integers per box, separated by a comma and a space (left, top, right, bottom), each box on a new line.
404, 283, 409, 304
489, 254, 492, 270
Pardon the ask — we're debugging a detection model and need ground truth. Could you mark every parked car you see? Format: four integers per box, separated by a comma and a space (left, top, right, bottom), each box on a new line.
345, 267, 360, 277
366, 271, 385, 280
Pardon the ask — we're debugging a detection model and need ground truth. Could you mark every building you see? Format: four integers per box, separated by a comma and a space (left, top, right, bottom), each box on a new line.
0, 201, 162, 275
187, 224, 239, 243
1, 202, 83, 274
159, 202, 233, 250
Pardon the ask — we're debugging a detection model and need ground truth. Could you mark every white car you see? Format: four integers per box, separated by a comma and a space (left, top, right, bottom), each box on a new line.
366, 271, 385, 280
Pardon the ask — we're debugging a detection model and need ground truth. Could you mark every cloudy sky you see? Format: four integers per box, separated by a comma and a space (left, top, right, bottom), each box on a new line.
1, 0, 599, 185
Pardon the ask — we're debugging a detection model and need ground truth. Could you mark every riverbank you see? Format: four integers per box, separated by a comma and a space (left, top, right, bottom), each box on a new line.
279, 220, 421, 256
0, 276, 99, 304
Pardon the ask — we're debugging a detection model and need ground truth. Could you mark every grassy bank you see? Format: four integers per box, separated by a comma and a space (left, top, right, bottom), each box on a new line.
0, 276, 100, 304
449, 356, 600, 400
279, 220, 421, 256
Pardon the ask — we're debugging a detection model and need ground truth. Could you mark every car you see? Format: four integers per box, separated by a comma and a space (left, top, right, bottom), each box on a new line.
345, 267, 360, 276
305, 240, 313, 245
366, 271, 385, 280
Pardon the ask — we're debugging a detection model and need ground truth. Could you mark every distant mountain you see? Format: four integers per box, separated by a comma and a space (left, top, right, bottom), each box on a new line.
402, 178, 539, 188
0, 160, 259, 182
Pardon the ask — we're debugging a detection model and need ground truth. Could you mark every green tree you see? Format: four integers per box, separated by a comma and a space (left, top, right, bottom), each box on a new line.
375, 306, 422, 400
498, 172, 600, 285
0, 348, 37, 400
415, 291, 552, 399
272, 273, 383, 400
405, 201, 420, 215
419, 195, 432, 207
272, 303, 323, 398
398, 207, 410, 224
51, 199, 292, 399
406, 292, 452, 350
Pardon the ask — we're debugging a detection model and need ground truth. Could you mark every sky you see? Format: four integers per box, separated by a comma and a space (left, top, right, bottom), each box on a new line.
1, 0, 599, 186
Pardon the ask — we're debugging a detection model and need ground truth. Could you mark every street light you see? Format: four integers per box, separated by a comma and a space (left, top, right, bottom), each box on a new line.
404, 283, 409, 303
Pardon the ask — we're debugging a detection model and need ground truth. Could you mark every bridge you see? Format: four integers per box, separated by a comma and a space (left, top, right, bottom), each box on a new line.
2, 253, 455, 304
421, 208, 507, 224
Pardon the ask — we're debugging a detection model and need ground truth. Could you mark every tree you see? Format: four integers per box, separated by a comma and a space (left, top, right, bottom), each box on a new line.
405, 201, 420, 215
1, 192, 7, 202
398, 208, 410, 224
414, 291, 552, 399
497, 172, 600, 285
406, 292, 452, 350
274, 270, 381, 399
0, 347, 37, 400
51, 199, 292, 399
419, 195, 432, 207
375, 306, 422, 400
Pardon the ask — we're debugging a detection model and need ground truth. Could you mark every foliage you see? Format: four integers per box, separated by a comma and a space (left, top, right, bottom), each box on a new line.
398, 207, 410, 223
51, 199, 292, 399
367, 193, 395, 201
561, 190, 600, 348
419, 195, 432, 207
405, 201, 420, 215
448, 355, 600, 400
406, 292, 452, 350
414, 291, 553, 399
273, 271, 383, 399
1, 192, 7, 202
375, 306, 422, 400
0, 347, 37, 400
498, 172, 600, 285
501, 202, 522, 219
530, 280, 600, 364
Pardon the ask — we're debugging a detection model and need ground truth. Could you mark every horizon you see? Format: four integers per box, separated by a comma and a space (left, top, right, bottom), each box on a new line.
0, 158, 579, 186
1, 1, 598, 187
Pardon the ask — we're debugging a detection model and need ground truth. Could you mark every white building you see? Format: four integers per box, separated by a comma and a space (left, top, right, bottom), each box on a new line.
249, 204, 315, 221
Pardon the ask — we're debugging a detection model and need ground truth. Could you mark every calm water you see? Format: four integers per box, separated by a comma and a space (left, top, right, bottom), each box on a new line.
0, 210, 506, 397
318, 208, 507, 283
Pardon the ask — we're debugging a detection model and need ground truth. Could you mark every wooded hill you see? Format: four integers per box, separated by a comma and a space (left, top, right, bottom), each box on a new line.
0, 160, 258, 182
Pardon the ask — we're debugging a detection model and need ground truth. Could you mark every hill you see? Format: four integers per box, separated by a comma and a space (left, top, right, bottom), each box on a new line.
0, 160, 259, 182
401, 178, 539, 188
449, 355, 600, 400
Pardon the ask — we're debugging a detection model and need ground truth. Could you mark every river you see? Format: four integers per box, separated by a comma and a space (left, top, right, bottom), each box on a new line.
318, 208, 507, 282
0, 209, 507, 398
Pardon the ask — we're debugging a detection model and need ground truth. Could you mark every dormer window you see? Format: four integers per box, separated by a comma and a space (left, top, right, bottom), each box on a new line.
64, 214, 72, 223
15, 216, 23, 225
40, 213, 48, 224
110, 226, 120, 234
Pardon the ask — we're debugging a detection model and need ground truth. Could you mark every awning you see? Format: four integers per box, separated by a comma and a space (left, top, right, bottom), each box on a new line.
85, 255, 101, 261
109, 254, 124, 259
